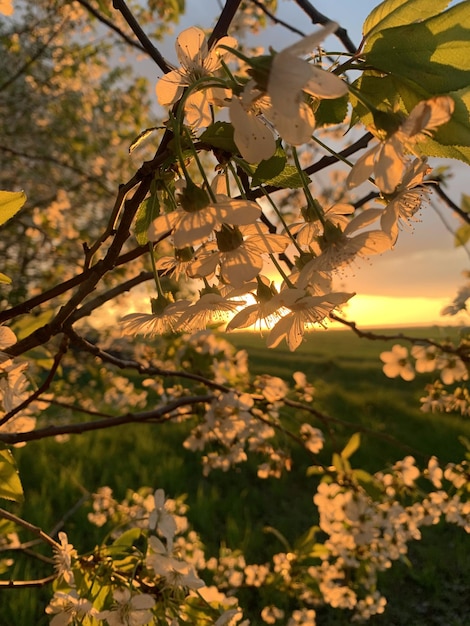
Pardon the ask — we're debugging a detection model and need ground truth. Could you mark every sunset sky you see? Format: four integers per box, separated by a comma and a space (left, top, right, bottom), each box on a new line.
143, 0, 470, 329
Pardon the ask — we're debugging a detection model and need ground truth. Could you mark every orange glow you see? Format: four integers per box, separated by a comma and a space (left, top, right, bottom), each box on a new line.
332, 294, 464, 329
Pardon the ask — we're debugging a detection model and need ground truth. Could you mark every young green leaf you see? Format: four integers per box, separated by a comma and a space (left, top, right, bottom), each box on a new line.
363, 0, 450, 43
129, 127, 160, 154
341, 432, 361, 460
134, 186, 161, 246
0, 449, 24, 504
0, 190, 26, 226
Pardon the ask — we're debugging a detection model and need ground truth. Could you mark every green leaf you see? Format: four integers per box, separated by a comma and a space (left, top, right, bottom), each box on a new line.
454, 223, 470, 247
0, 272, 11, 285
332, 452, 345, 473
314, 95, 349, 127
134, 184, 160, 245
0, 449, 24, 504
363, 0, 451, 42
251, 150, 287, 186
341, 432, 361, 460
354, 3, 470, 164
12, 309, 54, 340
261, 164, 309, 189
365, 4, 470, 95
461, 193, 470, 214
0, 190, 26, 226
129, 127, 160, 154
199, 121, 238, 153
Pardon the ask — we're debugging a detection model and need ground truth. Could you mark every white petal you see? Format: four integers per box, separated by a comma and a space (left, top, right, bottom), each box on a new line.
229, 98, 276, 163
267, 100, 315, 145
303, 65, 348, 99
175, 27, 207, 68
155, 70, 185, 106
282, 22, 339, 57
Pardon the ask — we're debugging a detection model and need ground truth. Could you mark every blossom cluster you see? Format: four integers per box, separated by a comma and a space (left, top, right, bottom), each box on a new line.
119, 24, 455, 351
204, 455, 469, 623
379, 340, 470, 415
46, 487, 244, 626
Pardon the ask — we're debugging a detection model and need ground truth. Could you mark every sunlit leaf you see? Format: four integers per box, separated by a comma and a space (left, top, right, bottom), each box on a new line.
199, 121, 239, 153
454, 223, 470, 247
365, 4, 470, 95
314, 94, 349, 127
363, 0, 450, 42
461, 193, 470, 214
0, 449, 24, 504
341, 432, 361, 460
354, 3, 470, 164
0, 272, 11, 284
251, 149, 287, 186
0, 190, 26, 226
134, 182, 160, 245
129, 127, 160, 154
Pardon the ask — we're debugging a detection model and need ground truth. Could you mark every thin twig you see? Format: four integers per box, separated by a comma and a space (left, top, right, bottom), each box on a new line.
112, 0, 170, 73
0, 395, 214, 445
292, 0, 357, 53
75, 0, 148, 55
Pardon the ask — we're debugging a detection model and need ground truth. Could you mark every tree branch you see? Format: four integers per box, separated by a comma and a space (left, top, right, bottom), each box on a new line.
0, 395, 213, 445
112, 0, 170, 73
292, 0, 357, 53
208, 0, 244, 47
75, 0, 148, 56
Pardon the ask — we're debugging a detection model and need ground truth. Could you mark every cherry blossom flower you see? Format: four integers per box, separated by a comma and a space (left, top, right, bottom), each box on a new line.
297, 208, 391, 275
347, 96, 454, 193
229, 23, 346, 157
287, 608, 317, 625
436, 354, 468, 384
98, 588, 156, 626
411, 344, 438, 373
266, 288, 354, 351
45, 590, 98, 626
155, 27, 236, 126
53, 532, 77, 585
225, 276, 282, 331
380, 159, 431, 244
121, 299, 189, 337
228, 84, 277, 163
393, 456, 420, 487
190, 223, 289, 287
289, 202, 355, 249
146, 536, 205, 590
380, 344, 415, 381
300, 423, 324, 453
427, 456, 443, 489
148, 186, 261, 249
178, 292, 245, 330
148, 488, 177, 550
266, 22, 348, 145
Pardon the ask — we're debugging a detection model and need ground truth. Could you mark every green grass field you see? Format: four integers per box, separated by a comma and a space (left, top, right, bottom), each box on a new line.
2, 326, 470, 625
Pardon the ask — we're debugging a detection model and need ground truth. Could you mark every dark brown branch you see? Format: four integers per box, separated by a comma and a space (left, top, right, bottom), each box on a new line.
0, 395, 214, 445
330, 314, 469, 359
112, 0, 170, 73
0, 575, 56, 589
0, 509, 58, 550
208, 0, 244, 47
292, 0, 357, 53
251, 0, 306, 37
66, 329, 232, 393
434, 184, 470, 225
